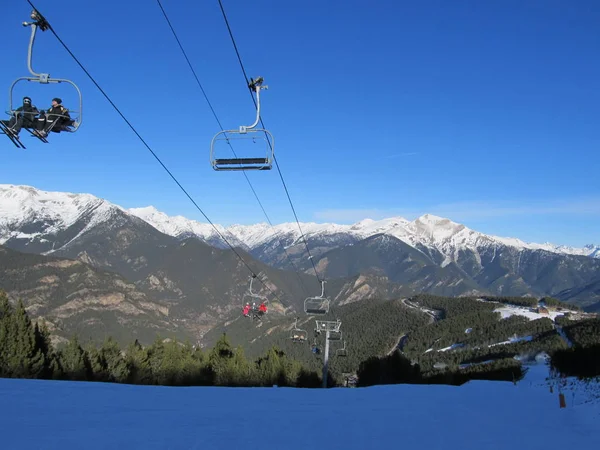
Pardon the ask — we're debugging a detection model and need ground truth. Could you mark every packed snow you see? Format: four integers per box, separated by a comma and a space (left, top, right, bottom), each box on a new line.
0, 362, 597, 449
493, 305, 568, 322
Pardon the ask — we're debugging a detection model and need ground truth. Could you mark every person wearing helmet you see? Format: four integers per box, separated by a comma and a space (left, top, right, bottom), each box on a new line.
1, 96, 40, 138
36, 97, 72, 137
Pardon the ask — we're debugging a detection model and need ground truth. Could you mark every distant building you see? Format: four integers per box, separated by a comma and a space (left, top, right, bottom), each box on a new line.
537, 306, 549, 315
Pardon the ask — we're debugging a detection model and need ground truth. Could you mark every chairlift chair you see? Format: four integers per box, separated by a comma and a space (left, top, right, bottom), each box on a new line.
210, 77, 273, 171
3, 9, 82, 149
336, 341, 348, 357
328, 330, 342, 341
304, 280, 330, 315
290, 317, 308, 343
242, 275, 269, 319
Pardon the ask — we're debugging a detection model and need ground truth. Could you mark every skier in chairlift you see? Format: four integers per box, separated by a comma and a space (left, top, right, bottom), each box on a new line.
36, 97, 73, 137
1, 96, 40, 138
258, 302, 267, 315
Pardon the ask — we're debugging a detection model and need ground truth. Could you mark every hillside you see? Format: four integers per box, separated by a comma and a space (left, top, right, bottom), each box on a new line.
2, 184, 599, 312
0, 245, 184, 346
201, 294, 594, 382
201, 297, 430, 381
0, 243, 400, 346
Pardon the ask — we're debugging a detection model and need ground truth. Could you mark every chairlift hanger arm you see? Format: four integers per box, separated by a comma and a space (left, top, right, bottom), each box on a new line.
320, 279, 326, 298
240, 76, 268, 133
22, 9, 50, 79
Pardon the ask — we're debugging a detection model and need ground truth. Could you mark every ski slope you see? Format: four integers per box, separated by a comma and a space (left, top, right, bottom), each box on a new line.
0, 364, 597, 449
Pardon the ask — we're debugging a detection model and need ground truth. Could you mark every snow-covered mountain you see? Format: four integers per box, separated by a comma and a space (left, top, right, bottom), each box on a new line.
1, 184, 598, 262
128, 206, 600, 265
0, 184, 128, 254
131, 207, 600, 263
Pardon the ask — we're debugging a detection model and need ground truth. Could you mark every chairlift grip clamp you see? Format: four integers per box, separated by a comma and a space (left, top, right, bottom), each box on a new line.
24, 10, 50, 31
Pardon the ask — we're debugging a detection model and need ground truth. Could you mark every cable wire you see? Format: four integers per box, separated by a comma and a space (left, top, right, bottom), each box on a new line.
216, 0, 323, 285
25, 0, 286, 303
155, 0, 310, 297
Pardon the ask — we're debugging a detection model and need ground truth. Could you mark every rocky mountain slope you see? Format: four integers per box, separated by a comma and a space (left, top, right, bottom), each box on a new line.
0, 245, 180, 346
1, 184, 599, 312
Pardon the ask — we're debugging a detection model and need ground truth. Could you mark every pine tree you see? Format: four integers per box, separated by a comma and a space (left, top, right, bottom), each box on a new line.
0, 292, 14, 377
58, 336, 91, 381
34, 320, 60, 379
208, 334, 235, 386
4, 300, 45, 378
256, 347, 288, 386
230, 345, 253, 386
100, 337, 130, 383
124, 339, 153, 385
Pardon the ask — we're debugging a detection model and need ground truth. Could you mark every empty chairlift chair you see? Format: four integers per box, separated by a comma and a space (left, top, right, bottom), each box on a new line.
304, 280, 330, 315
336, 341, 348, 357
290, 317, 308, 343
210, 77, 274, 171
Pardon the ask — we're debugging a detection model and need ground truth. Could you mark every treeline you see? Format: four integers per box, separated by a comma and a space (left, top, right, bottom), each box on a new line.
410, 294, 496, 319
357, 350, 526, 387
413, 293, 580, 314
550, 318, 600, 379
479, 295, 580, 311
401, 295, 573, 375
550, 345, 600, 379
555, 317, 600, 347
403, 308, 556, 356
204, 297, 431, 383
0, 294, 324, 387
417, 332, 567, 374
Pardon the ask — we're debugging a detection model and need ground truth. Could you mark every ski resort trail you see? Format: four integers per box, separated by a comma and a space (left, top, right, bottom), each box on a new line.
0, 363, 597, 449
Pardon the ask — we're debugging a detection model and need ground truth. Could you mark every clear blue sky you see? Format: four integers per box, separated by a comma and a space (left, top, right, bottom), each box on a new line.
1, 0, 599, 247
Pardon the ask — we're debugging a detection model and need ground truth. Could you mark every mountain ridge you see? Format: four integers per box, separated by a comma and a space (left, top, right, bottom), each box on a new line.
2, 183, 600, 310
2, 184, 597, 261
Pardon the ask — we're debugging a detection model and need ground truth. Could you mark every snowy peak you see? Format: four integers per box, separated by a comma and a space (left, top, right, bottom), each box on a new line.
128, 206, 225, 240
0, 184, 597, 261
0, 184, 121, 246
349, 217, 410, 236
409, 214, 467, 240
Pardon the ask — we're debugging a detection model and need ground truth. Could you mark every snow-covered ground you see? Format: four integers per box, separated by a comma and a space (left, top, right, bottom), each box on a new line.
475, 297, 587, 323
0, 363, 597, 449
493, 304, 567, 321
